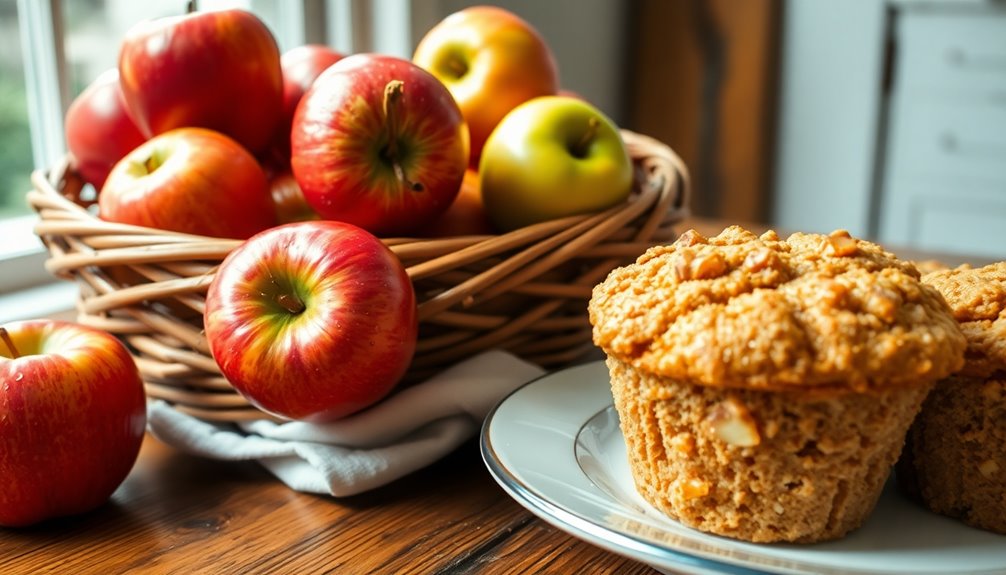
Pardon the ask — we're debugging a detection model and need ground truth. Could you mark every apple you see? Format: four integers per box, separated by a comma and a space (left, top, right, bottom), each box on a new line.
99, 127, 277, 239
118, 7, 282, 155
413, 5, 559, 166
64, 68, 147, 190
269, 170, 319, 224
0, 320, 146, 527
558, 88, 586, 101
418, 169, 494, 237
479, 96, 633, 231
291, 54, 469, 236
204, 221, 418, 422
266, 44, 346, 167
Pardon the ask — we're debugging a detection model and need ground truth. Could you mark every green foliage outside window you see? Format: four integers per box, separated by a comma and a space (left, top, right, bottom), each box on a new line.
0, 74, 32, 219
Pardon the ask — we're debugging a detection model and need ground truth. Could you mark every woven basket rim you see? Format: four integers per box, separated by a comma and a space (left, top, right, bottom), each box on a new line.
28, 128, 691, 422
30, 129, 688, 240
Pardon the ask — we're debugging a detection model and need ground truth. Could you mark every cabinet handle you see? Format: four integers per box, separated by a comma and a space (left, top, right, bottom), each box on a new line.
939, 131, 1006, 158
946, 47, 1006, 72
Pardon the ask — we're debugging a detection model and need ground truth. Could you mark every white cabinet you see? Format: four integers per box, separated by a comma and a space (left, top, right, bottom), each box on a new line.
773, 1, 1006, 260
877, 6, 1006, 259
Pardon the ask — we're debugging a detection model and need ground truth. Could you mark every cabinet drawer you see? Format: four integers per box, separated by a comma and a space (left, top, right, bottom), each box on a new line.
887, 99, 1006, 185
879, 179, 1006, 260
911, 196, 1006, 259
897, 10, 1006, 97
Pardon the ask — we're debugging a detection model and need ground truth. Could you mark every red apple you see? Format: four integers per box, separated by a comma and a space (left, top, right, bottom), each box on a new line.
418, 169, 494, 237
0, 321, 146, 527
266, 44, 346, 167
269, 170, 319, 224
413, 5, 559, 166
290, 54, 469, 236
204, 221, 418, 422
64, 68, 146, 190
99, 127, 277, 239
118, 7, 282, 155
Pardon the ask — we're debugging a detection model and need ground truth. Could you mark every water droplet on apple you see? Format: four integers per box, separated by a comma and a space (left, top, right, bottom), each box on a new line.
14, 372, 23, 382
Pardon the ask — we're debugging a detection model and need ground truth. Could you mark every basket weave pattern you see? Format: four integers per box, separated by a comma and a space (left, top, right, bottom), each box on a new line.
27, 130, 689, 422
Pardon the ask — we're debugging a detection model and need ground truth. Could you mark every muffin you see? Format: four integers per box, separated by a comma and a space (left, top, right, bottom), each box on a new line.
588, 226, 966, 543
912, 259, 953, 275
897, 262, 1006, 534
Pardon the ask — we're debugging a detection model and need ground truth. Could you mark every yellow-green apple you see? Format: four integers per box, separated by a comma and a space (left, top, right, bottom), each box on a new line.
266, 44, 346, 168
290, 54, 468, 236
479, 96, 633, 231
118, 7, 282, 155
99, 127, 277, 239
417, 169, 494, 237
0, 321, 146, 527
64, 68, 146, 190
269, 171, 319, 224
413, 5, 559, 166
204, 221, 418, 422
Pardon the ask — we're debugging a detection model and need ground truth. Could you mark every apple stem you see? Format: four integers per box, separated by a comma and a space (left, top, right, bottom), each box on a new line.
383, 80, 404, 156
0, 327, 20, 359
571, 117, 601, 159
446, 57, 468, 79
144, 155, 159, 174
186, 0, 197, 14
276, 293, 306, 315
382, 80, 425, 193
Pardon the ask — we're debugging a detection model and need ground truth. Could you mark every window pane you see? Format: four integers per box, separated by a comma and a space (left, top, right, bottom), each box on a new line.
0, 1, 35, 219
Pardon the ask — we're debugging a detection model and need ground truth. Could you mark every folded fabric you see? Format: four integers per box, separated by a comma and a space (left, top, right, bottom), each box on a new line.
147, 350, 546, 496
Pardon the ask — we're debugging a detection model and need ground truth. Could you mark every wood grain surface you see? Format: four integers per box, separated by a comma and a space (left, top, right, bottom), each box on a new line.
0, 434, 663, 575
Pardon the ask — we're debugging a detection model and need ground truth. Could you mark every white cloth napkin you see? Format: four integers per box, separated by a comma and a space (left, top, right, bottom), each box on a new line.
147, 350, 545, 496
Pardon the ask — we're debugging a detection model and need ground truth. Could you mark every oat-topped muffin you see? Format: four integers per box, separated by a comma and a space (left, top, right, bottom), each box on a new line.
589, 225, 965, 543
898, 262, 1006, 534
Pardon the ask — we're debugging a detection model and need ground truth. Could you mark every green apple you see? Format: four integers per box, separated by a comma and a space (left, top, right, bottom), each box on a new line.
479, 96, 632, 231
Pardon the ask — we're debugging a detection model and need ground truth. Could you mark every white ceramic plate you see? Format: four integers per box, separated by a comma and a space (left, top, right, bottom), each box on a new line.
481, 361, 1006, 575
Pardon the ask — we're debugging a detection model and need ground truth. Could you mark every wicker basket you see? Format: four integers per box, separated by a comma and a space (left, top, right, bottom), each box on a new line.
27, 129, 689, 422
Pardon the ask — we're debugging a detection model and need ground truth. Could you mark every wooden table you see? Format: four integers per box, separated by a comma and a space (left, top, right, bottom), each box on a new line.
0, 433, 660, 575
1, 219, 991, 575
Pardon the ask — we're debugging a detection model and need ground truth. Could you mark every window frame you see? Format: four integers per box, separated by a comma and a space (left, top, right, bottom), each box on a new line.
1, 0, 64, 296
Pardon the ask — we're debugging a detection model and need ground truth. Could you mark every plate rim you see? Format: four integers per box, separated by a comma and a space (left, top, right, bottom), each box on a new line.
480, 360, 1006, 575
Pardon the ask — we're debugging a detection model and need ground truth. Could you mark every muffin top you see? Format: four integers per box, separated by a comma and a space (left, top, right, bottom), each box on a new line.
589, 226, 966, 393
923, 262, 1006, 378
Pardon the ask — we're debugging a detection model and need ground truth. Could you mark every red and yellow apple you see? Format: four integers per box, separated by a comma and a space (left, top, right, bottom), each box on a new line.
291, 54, 469, 236
479, 96, 633, 231
118, 7, 282, 155
0, 320, 146, 527
418, 169, 494, 237
413, 6, 559, 166
99, 127, 277, 239
266, 44, 346, 167
64, 68, 146, 190
204, 221, 418, 422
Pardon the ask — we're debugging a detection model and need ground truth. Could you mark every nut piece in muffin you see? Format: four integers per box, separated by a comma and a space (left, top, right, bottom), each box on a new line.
898, 262, 1006, 534
589, 226, 966, 543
